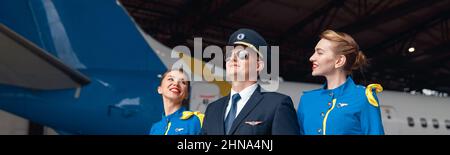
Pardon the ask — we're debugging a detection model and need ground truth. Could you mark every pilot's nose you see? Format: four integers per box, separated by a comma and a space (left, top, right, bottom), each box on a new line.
230, 53, 238, 62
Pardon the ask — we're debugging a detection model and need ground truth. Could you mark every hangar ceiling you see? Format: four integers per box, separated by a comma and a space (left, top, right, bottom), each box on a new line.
120, 0, 450, 95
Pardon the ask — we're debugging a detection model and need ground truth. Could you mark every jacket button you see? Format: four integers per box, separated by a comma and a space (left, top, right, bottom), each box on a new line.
328, 102, 331, 106
329, 93, 333, 96
317, 128, 322, 133
321, 112, 325, 117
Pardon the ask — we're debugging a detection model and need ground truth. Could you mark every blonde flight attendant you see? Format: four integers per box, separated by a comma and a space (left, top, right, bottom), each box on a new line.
297, 30, 384, 135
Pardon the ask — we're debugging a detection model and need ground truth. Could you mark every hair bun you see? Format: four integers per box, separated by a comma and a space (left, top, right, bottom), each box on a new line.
351, 51, 367, 70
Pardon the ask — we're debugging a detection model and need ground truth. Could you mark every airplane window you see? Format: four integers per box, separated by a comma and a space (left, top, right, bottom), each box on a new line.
407, 117, 414, 127
420, 118, 427, 128
432, 119, 439, 129
385, 109, 391, 119
446, 120, 450, 130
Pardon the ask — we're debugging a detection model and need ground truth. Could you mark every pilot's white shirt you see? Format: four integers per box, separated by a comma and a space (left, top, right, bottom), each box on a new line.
224, 83, 258, 119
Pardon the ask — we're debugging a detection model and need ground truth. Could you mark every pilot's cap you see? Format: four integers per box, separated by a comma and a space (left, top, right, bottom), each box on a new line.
228, 28, 267, 58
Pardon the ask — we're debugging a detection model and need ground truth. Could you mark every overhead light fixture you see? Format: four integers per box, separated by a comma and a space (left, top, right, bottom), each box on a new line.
408, 47, 415, 53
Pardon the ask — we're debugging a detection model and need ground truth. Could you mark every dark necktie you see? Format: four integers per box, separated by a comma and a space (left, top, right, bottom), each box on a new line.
224, 93, 241, 134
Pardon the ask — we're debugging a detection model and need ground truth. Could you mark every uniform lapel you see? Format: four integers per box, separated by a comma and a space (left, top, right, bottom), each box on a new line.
218, 95, 230, 135
228, 86, 263, 134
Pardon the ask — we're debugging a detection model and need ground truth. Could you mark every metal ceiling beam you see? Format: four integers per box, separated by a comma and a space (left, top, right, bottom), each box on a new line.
365, 37, 450, 93
363, 41, 450, 93
122, 3, 175, 17
165, 0, 251, 47
370, 42, 450, 89
278, 0, 345, 43
285, 0, 439, 52
339, 0, 440, 34
364, 0, 389, 16
412, 42, 450, 65
367, 10, 450, 55
369, 41, 450, 76
165, 0, 210, 26
192, 0, 250, 30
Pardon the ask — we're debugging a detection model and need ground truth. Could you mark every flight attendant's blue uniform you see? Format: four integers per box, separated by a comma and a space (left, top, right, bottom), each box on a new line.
297, 77, 384, 135
149, 107, 204, 135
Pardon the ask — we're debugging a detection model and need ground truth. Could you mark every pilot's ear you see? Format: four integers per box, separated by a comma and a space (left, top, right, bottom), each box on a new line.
257, 59, 264, 73
157, 86, 162, 94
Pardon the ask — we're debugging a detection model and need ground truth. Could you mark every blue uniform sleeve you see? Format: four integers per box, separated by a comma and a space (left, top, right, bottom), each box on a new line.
149, 126, 153, 135
149, 122, 158, 135
272, 96, 301, 135
360, 92, 385, 135
188, 116, 202, 135
297, 96, 305, 135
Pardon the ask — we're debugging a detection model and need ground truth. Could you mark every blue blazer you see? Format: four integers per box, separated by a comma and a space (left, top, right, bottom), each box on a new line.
149, 107, 203, 135
201, 86, 300, 135
297, 77, 384, 135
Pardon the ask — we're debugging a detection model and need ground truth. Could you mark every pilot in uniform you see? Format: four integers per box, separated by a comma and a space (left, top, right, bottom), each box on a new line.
297, 77, 384, 135
149, 106, 204, 135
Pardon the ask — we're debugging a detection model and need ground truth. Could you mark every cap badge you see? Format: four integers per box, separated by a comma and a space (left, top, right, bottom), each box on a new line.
237, 33, 245, 40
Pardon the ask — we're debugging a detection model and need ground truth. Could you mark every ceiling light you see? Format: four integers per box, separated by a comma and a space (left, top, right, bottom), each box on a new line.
408, 47, 415, 53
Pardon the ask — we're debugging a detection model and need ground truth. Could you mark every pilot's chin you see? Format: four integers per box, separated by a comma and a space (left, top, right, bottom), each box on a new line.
226, 73, 246, 81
